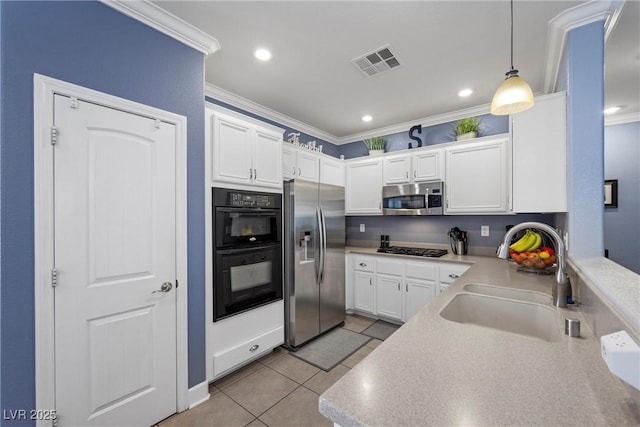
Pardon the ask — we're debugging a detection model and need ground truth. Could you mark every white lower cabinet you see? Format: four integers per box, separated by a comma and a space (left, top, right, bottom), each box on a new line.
354, 271, 375, 314
353, 255, 376, 314
207, 300, 284, 381
376, 274, 403, 321
404, 261, 438, 320
438, 263, 471, 294
347, 253, 468, 322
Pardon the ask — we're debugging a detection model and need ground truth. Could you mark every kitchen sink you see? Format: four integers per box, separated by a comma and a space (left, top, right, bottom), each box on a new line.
440, 293, 561, 342
463, 283, 552, 305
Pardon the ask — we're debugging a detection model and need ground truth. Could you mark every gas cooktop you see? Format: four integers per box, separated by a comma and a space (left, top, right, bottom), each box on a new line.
376, 246, 448, 258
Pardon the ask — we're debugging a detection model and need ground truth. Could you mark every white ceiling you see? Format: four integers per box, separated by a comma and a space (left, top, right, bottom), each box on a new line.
153, 0, 639, 143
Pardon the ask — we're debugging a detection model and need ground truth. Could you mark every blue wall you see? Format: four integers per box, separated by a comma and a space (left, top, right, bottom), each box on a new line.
339, 113, 509, 159
564, 21, 605, 258
0, 1, 206, 420
205, 97, 340, 158
604, 121, 640, 273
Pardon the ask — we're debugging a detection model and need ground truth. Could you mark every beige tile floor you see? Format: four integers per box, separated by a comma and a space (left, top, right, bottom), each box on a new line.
157, 314, 381, 427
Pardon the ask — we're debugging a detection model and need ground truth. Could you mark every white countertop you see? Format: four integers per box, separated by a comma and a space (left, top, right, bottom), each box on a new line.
319, 252, 640, 426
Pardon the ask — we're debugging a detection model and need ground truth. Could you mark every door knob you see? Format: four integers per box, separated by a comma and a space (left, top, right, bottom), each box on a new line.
152, 282, 173, 294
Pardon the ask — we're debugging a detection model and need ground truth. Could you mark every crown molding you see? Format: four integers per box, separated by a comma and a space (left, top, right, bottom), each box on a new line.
205, 83, 339, 144
605, 112, 640, 126
101, 0, 220, 55
206, 80, 499, 146
543, 0, 623, 94
335, 103, 495, 145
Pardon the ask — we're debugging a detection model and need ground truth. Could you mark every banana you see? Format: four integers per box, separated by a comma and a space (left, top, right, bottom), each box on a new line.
510, 230, 534, 252
525, 232, 542, 252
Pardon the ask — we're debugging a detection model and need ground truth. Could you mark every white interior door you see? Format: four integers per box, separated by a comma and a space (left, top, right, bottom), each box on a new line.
53, 94, 177, 426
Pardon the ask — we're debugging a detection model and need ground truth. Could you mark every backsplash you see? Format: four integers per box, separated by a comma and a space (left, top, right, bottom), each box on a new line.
346, 214, 556, 249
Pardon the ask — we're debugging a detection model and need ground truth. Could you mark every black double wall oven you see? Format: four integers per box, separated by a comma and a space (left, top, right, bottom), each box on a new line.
212, 188, 283, 321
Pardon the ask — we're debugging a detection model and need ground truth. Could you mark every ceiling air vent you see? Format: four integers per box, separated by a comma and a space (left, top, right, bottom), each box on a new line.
352, 45, 401, 78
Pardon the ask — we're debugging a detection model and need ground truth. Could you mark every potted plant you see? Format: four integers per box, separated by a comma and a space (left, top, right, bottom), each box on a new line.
364, 136, 385, 155
455, 117, 480, 141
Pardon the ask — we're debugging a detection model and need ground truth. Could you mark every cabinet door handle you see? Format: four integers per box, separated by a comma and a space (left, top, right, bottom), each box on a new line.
292, 166, 296, 174
448, 274, 459, 279
406, 284, 408, 292
359, 262, 367, 267
298, 168, 301, 176
249, 168, 253, 180
406, 171, 409, 179
254, 168, 257, 180
369, 278, 372, 286
397, 282, 400, 291
414, 170, 417, 178
378, 201, 382, 210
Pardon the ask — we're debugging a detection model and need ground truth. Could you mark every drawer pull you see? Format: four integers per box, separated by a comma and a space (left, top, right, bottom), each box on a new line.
359, 262, 367, 267
249, 344, 260, 352
448, 274, 459, 279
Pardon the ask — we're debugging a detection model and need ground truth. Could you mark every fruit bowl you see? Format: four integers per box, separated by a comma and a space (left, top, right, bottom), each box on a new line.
508, 229, 556, 270
510, 249, 556, 269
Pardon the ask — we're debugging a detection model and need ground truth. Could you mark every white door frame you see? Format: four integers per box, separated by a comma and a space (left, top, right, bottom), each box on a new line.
33, 73, 190, 424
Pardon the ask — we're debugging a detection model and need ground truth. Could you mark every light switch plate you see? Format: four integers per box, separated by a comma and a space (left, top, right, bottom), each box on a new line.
481, 225, 490, 237
359, 224, 365, 232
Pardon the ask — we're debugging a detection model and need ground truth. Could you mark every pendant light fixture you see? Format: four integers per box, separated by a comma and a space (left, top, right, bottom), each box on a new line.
490, 0, 534, 115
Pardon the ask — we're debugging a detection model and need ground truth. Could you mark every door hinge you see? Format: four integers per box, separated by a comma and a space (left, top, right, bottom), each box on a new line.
155, 119, 161, 129
50, 126, 59, 145
51, 268, 58, 287
52, 414, 59, 427
69, 97, 78, 109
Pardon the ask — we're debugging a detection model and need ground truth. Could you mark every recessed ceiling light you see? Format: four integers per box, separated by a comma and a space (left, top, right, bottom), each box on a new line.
254, 48, 272, 61
362, 115, 373, 122
458, 88, 473, 97
604, 106, 621, 115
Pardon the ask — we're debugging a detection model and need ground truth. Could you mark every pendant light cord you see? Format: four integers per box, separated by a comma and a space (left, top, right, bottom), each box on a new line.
510, 0, 514, 72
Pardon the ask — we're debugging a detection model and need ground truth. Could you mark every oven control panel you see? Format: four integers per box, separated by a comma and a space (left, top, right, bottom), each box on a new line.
229, 192, 275, 208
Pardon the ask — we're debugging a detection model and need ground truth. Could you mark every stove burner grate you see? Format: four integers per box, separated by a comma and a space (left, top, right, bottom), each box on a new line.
376, 246, 448, 258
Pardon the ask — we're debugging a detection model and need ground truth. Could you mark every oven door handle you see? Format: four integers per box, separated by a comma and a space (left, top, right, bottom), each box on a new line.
216, 207, 279, 214
216, 244, 279, 255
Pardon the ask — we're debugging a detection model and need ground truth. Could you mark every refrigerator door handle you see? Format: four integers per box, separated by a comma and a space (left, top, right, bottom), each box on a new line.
319, 206, 327, 283
315, 206, 323, 282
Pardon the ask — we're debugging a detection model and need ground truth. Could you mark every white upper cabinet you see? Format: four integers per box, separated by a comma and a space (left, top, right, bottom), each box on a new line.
383, 154, 412, 184
413, 149, 443, 182
295, 150, 320, 182
445, 135, 511, 214
320, 155, 345, 187
282, 144, 345, 186
253, 128, 284, 188
346, 158, 383, 215
282, 145, 297, 179
383, 148, 443, 185
209, 106, 283, 191
511, 92, 567, 213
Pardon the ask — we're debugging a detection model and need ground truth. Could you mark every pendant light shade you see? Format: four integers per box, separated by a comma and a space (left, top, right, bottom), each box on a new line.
490, 0, 534, 115
490, 70, 535, 115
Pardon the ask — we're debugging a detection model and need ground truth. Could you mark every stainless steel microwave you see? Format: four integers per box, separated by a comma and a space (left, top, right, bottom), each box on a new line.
382, 181, 444, 215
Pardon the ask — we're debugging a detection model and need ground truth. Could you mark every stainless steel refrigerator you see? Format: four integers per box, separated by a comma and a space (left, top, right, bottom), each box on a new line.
284, 179, 345, 349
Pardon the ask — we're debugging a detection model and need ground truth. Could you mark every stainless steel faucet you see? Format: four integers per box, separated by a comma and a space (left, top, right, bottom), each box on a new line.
496, 222, 569, 308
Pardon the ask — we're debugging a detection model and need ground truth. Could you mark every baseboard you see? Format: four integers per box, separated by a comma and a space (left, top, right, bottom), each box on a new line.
188, 381, 210, 409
